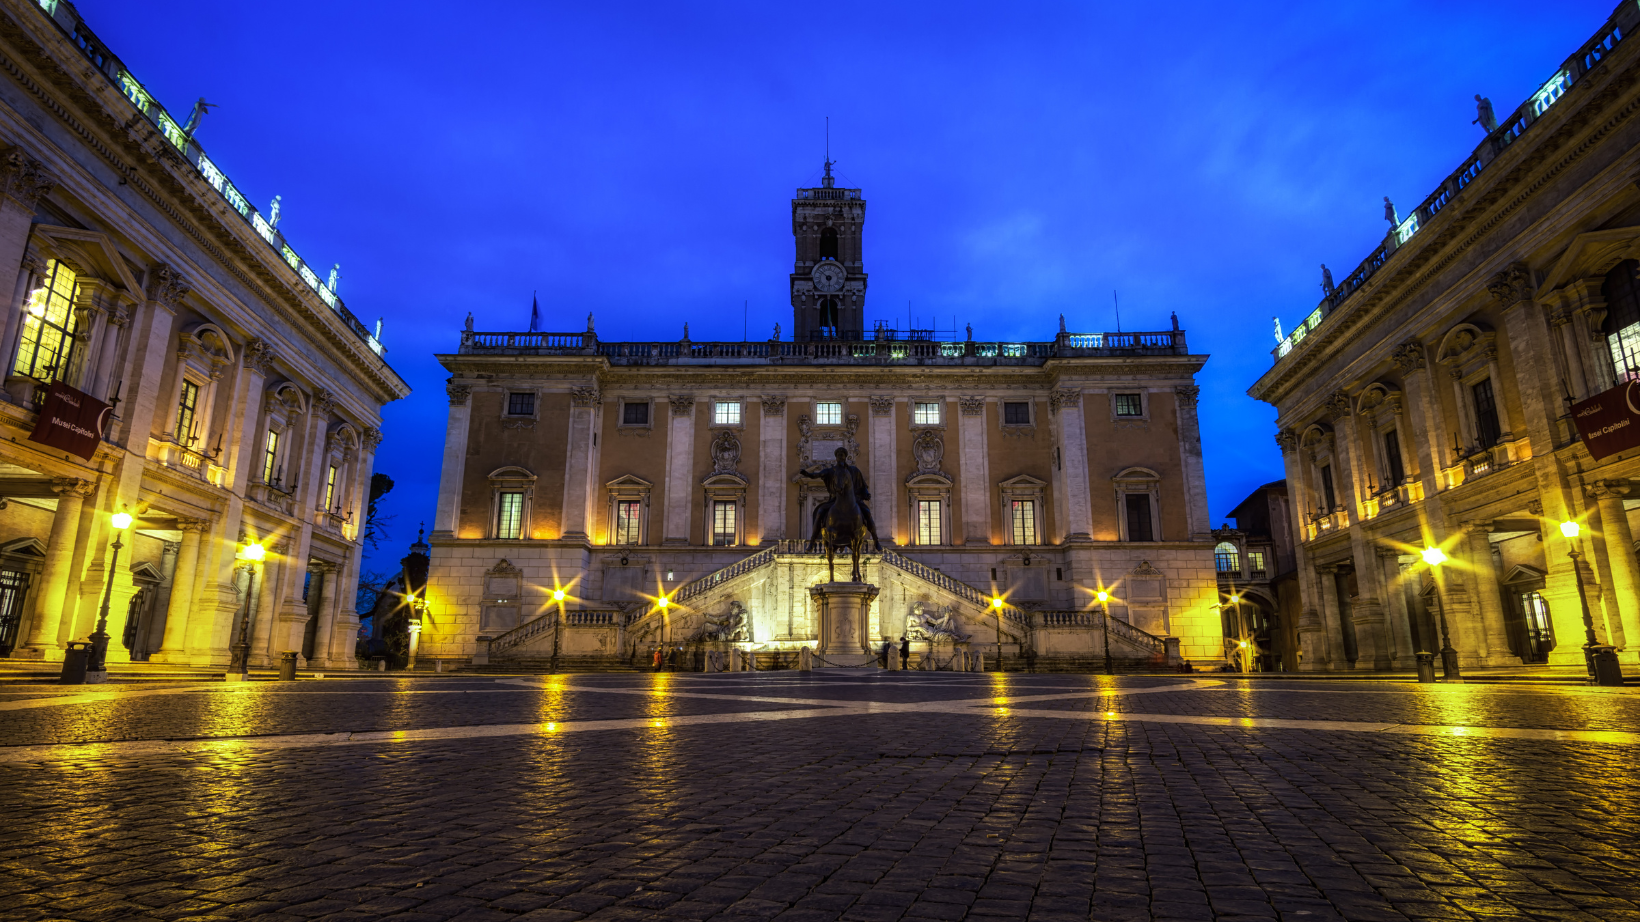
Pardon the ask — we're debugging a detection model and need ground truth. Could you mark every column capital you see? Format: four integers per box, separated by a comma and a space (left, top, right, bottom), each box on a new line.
762, 395, 787, 417
1323, 389, 1351, 419
50, 477, 93, 498
570, 385, 600, 408
958, 396, 985, 416
1390, 340, 1427, 371
1048, 388, 1080, 412
1486, 261, 1535, 306
0, 146, 57, 209
1463, 520, 1494, 537
176, 517, 209, 534
1174, 384, 1201, 409
669, 395, 695, 417
446, 378, 472, 406
1590, 479, 1632, 501
1274, 428, 1299, 454
361, 427, 382, 452
145, 262, 191, 310
242, 338, 277, 375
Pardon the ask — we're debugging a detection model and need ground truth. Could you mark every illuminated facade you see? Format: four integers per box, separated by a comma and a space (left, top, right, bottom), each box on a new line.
1250, 0, 1640, 671
421, 174, 1224, 669
0, 0, 409, 667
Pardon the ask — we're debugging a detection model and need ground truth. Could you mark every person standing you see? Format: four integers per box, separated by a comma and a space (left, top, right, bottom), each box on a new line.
899, 635, 910, 670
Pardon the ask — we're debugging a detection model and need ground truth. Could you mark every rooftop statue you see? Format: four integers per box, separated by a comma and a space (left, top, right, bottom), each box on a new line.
1272, 316, 1284, 345
1473, 94, 1498, 133
1320, 263, 1334, 295
798, 446, 883, 582
1383, 196, 1398, 227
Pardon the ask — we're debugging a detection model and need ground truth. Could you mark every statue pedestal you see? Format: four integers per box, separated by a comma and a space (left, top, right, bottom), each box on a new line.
809, 582, 879, 669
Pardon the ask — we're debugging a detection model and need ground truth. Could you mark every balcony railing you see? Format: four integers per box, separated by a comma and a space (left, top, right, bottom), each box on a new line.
1271, 1, 1636, 366
459, 329, 1191, 365
28, 0, 389, 360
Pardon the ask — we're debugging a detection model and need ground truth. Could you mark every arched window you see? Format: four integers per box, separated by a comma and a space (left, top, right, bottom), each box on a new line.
1215, 541, 1241, 573
820, 227, 838, 261
819, 298, 839, 337
1603, 259, 1640, 383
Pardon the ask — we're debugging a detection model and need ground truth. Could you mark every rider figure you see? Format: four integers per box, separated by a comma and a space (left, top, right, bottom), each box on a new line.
800, 447, 884, 552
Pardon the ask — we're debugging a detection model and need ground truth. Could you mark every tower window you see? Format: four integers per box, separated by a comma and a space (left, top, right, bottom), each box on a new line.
1115, 393, 1143, 417
820, 298, 839, 334
1003, 402, 1031, 425
913, 401, 940, 425
622, 402, 649, 425
507, 392, 535, 416
820, 227, 838, 261
815, 402, 842, 426
713, 401, 741, 426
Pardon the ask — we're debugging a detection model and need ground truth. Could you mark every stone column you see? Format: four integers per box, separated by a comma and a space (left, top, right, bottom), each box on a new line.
957, 396, 990, 544
1491, 266, 1559, 452
306, 561, 340, 667
1173, 385, 1211, 540
1346, 535, 1391, 671
1591, 481, 1640, 658
663, 396, 696, 544
760, 396, 788, 543
1464, 522, 1516, 665
866, 397, 893, 546
153, 519, 206, 661
1377, 551, 1417, 667
1392, 342, 1447, 493
1313, 564, 1346, 669
432, 379, 472, 536
0, 149, 56, 367
225, 340, 276, 492
108, 266, 187, 448
89, 298, 132, 403
249, 541, 287, 667
19, 478, 91, 656
1051, 389, 1090, 539
561, 385, 599, 539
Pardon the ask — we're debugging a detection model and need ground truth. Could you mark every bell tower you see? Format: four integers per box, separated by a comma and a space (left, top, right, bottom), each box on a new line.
791, 160, 867, 341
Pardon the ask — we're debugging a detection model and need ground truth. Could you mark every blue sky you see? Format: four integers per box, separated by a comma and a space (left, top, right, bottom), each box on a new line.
77, 0, 1613, 565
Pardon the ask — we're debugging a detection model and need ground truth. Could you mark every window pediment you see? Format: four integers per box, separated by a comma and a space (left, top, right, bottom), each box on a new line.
488, 466, 537, 483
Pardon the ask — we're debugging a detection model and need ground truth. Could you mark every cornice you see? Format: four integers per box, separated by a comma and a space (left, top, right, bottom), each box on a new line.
1250, 41, 1640, 409
0, 4, 408, 406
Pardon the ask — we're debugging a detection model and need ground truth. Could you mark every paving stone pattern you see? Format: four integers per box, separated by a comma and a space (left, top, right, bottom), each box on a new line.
0, 674, 1637, 921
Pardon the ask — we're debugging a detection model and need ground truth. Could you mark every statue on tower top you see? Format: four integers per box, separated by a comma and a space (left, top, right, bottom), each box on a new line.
821, 157, 836, 189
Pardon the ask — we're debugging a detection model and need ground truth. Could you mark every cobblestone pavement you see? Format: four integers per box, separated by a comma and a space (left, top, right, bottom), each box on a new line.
1, 674, 1638, 922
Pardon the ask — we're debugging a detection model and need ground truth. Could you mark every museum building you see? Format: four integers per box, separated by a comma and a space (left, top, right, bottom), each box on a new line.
421, 165, 1224, 668
0, 0, 409, 668
1251, 0, 1640, 672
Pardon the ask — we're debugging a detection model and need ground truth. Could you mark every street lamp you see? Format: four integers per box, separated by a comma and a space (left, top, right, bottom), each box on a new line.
990, 596, 1004, 672
228, 540, 266, 676
1096, 590, 1114, 676
85, 509, 134, 680
1228, 592, 1250, 673
550, 588, 567, 674
1421, 546, 1461, 681
1559, 521, 1609, 684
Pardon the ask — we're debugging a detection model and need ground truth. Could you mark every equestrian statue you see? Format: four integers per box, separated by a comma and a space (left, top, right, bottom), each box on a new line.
798, 447, 884, 583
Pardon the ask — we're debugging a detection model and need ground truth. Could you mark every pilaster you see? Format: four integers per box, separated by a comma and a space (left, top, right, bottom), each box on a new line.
1051, 389, 1090, 539
760, 396, 788, 543
663, 395, 696, 544
561, 385, 599, 539
957, 396, 990, 543
432, 379, 472, 536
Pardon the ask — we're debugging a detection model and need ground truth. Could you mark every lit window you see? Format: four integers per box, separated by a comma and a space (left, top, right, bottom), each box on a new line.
175, 380, 200, 444
507, 392, 535, 416
1115, 394, 1143, 417
1472, 379, 1501, 447
1215, 541, 1241, 573
1248, 551, 1267, 577
1010, 500, 1037, 545
496, 492, 524, 539
1003, 402, 1030, 425
917, 500, 942, 545
714, 401, 741, 426
712, 501, 737, 546
623, 402, 649, 425
13, 259, 79, 384
1125, 494, 1153, 542
1602, 260, 1640, 384
325, 465, 338, 511
913, 401, 940, 425
815, 402, 842, 426
261, 430, 279, 484
615, 500, 642, 545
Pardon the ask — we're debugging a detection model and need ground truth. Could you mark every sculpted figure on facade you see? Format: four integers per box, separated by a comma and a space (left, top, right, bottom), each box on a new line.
912, 429, 944, 475
909, 602, 969, 643
710, 429, 741, 475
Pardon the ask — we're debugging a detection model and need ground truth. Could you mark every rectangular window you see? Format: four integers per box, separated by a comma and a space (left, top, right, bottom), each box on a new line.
496, 492, 524, 539
615, 500, 642, 545
507, 392, 535, 416
1472, 379, 1502, 447
913, 401, 941, 425
1115, 393, 1143, 417
324, 465, 338, 511
261, 430, 279, 484
1003, 401, 1030, 425
815, 401, 843, 426
174, 380, 200, 444
916, 500, 942, 545
1320, 464, 1337, 511
1010, 500, 1037, 545
711, 501, 737, 546
1125, 493, 1154, 542
1382, 428, 1405, 486
713, 401, 741, 426
12, 259, 79, 384
622, 402, 649, 425
1248, 551, 1267, 578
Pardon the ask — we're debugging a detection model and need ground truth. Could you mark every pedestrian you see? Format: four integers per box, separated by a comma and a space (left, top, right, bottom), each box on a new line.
899, 635, 910, 670
1023, 645, 1037, 674
878, 636, 892, 668
652, 645, 663, 672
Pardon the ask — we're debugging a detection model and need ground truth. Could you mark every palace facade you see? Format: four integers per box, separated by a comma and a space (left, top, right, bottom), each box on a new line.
421, 168, 1223, 668
0, 0, 409, 667
1249, 1, 1640, 671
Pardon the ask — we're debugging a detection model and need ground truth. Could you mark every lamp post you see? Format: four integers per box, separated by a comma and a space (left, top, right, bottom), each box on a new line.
1097, 590, 1114, 676
85, 509, 134, 681
551, 588, 566, 674
1421, 546, 1461, 681
228, 540, 266, 676
1228, 592, 1250, 673
1560, 521, 1603, 684
990, 596, 1005, 672
406, 589, 426, 670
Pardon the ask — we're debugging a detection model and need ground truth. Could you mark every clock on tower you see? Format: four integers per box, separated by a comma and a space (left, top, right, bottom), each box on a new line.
790, 159, 867, 341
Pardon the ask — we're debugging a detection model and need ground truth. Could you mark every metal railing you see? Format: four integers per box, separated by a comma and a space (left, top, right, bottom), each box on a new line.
1272, 1, 1636, 365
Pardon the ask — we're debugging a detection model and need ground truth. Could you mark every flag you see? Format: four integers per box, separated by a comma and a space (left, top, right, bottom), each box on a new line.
28, 382, 111, 461
529, 293, 540, 333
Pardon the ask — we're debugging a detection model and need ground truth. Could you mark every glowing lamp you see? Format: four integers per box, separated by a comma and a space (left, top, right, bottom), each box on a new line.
110, 511, 133, 530
239, 542, 266, 562
656, 596, 669, 609
552, 589, 566, 602
1560, 521, 1581, 539
1420, 547, 1447, 567
1096, 591, 1109, 603
1238, 641, 1248, 648
991, 597, 1004, 609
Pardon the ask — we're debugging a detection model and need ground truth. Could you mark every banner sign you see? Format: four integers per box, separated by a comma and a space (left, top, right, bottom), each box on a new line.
1571, 379, 1640, 461
26, 382, 111, 461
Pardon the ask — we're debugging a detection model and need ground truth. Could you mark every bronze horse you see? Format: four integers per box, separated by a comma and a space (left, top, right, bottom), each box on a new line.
815, 458, 870, 583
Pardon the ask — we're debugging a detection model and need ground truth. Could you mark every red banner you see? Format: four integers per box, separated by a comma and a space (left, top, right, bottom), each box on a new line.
26, 382, 110, 461
1571, 379, 1640, 461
